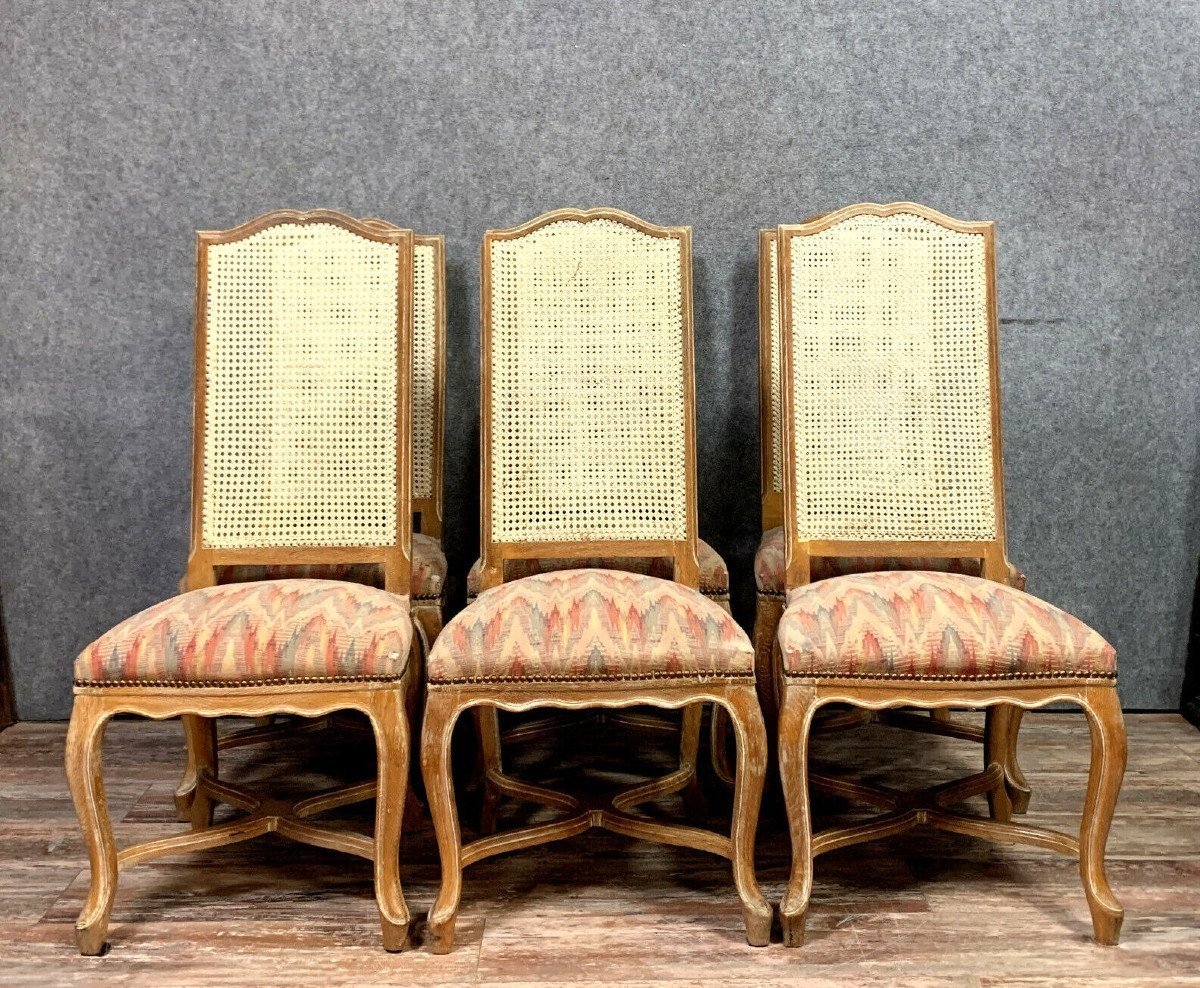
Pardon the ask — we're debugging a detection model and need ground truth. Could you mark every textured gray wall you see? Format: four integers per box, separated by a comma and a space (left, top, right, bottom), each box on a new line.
2, 1, 1197, 718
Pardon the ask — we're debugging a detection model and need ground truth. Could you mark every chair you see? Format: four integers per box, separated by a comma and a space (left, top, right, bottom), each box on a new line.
172, 222, 446, 817
420, 208, 771, 951
66, 210, 418, 953
752, 225, 1033, 810
771, 203, 1126, 946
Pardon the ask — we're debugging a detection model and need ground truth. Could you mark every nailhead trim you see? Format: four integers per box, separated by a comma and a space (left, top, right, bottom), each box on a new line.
74, 673, 405, 689
782, 670, 1118, 683
430, 669, 755, 686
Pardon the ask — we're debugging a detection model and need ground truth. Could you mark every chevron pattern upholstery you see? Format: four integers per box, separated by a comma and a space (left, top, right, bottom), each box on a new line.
777, 570, 1115, 681
428, 569, 753, 684
75, 580, 413, 686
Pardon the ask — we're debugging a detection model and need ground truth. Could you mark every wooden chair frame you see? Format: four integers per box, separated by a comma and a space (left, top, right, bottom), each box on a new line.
743, 227, 1030, 812
773, 202, 1126, 946
173, 217, 445, 816
422, 207, 771, 952
66, 210, 418, 954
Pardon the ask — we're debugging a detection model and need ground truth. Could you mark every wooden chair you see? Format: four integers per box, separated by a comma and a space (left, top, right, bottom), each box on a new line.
66, 210, 418, 954
172, 221, 446, 817
751, 225, 1033, 810
771, 203, 1126, 946
420, 208, 771, 951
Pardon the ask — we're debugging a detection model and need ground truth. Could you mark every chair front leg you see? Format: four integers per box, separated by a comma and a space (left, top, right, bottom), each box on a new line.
1079, 686, 1127, 945
422, 690, 466, 954
65, 695, 118, 956
366, 688, 412, 951
778, 681, 820, 947
717, 683, 772, 947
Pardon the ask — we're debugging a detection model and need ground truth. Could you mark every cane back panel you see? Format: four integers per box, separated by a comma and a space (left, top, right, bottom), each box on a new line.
480, 208, 699, 587
777, 204, 1007, 581
190, 210, 414, 587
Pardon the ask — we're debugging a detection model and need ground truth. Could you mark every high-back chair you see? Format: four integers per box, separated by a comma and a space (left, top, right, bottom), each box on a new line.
752, 227, 1031, 809
67, 210, 419, 953
172, 220, 447, 818
420, 208, 771, 952
202, 222, 447, 632
772, 203, 1126, 946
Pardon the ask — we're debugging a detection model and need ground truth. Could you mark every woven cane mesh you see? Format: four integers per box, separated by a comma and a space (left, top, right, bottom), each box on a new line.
202, 222, 400, 549
785, 212, 997, 542
768, 235, 784, 494
488, 218, 688, 544
412, 242, 437, 499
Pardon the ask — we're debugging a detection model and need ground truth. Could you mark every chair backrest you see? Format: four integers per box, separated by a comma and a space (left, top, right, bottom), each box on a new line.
477, 207, 700, 592
186, 209, 414, 595
364, 219, 446, 538
776, 202, 1009, 589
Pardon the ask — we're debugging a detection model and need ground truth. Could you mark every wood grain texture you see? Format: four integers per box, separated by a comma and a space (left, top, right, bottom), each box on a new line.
2, 713, 1198, 983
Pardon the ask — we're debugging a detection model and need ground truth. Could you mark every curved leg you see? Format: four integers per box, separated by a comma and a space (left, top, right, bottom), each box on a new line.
182, 715, 217, 830
474, 705, 502, 835
984, 706, 1014, 823
65, 695, 117, 956
778, 681, 820, 948
366, 688, 411, 952
1003, 706, 1032, 814
423, 690, 465, 954
715, 684, 772, 947
1079, 687, 1126, 945
679, 703, 708, 818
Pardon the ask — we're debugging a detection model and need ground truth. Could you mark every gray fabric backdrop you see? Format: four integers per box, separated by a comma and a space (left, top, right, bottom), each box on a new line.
2, 1, 1197, 719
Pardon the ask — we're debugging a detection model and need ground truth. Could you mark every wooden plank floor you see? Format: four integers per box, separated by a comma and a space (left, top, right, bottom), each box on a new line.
1, 712, 1198, 986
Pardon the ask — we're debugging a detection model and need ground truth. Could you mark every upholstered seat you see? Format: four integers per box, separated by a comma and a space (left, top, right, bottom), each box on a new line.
465, 539, 729, 599
754, 526, 1025, 595
428, 569, 753, 684
75, 580, 413, 687
777, 570, 1115, 681
216, 532, 446, 601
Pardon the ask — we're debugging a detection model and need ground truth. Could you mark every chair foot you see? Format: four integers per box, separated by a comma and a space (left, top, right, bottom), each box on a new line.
75, 925, 110, 957
743, 902, 772, 947
381, 918, 409, 953
428, 914, 456, 954
1089, 904, 1123, 947
780, 907, 807, 948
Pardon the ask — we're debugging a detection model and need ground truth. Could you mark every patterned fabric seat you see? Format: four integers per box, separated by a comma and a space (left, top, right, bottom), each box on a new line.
465, 539, 729, 599
75, 580, 413, 687
216, 532, 447, 601
428, 569, 753, 684
754, 526, 1025, 594
777, 570, 1115, 681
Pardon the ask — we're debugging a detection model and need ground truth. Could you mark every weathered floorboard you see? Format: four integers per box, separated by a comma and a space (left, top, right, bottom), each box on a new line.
0, 713, 1197, 984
